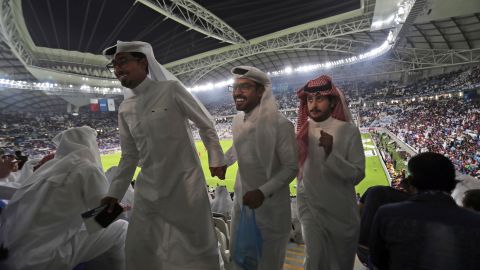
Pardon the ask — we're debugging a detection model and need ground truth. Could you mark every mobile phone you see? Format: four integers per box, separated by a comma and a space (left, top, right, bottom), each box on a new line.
94, 203, 123, 228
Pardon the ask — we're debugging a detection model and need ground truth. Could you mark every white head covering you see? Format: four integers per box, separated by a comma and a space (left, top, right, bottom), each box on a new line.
102, 40, 182, 99
211, 186, 233, 217
231, 66, 279, 179
452, 172, 480, 205
0, 126, 104, 248
52, 126, 102, 171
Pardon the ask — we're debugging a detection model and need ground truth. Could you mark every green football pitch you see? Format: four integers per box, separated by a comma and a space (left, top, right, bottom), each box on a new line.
100, 133, 389, 196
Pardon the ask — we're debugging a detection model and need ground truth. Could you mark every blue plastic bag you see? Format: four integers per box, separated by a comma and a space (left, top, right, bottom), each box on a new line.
233, 205, 263, 270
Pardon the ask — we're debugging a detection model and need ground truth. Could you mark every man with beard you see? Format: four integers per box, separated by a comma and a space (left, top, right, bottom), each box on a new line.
100, 41, 227, 270
226, 66, 298, 269
295, 75, 365, 270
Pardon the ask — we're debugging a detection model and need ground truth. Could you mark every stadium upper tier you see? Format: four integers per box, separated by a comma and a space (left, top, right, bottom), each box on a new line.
197, 64, 480, 117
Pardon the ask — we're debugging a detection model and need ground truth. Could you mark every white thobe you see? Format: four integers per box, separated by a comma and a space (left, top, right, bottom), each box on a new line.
297, 116, 365, 270
108, 78, 225, 270
290, 197, 303, 244
211, 186, 233, 218
0, 160, 127, 270
105, 166, 134, 220
228, 106, 298, 270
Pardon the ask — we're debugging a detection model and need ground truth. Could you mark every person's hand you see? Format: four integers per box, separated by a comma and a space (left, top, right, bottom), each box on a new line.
119, 203, 132, 212
101, 196, 119, 213
0, 156, 17, 178
243, 189, 265, 209
33, 152, 55, 171
209, 165, 227, 180
319, 130, 333, 157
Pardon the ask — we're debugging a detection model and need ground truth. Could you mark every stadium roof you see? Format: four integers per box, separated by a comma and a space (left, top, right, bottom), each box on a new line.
22, 0, 361, 63
0, 0, 479, 111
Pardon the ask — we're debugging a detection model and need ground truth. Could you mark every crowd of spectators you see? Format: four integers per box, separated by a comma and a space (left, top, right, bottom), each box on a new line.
339, 65, 480, 101
360, 97, 480, 178
1, 112, 119, 159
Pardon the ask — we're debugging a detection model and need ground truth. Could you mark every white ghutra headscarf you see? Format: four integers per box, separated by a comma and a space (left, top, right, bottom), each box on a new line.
102, 40, 183, 99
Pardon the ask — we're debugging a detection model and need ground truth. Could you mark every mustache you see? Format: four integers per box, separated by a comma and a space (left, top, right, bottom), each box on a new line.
309, 109, 322, 113
234, 95, 247, 99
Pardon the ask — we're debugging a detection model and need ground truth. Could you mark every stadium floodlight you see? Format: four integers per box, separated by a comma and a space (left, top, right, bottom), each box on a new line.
187, 79, 233, 92
185, 23, 402, 92
1, 77, 124, 95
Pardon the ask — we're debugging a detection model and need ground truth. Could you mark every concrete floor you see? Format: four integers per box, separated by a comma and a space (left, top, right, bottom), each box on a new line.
283, 243, 368, 270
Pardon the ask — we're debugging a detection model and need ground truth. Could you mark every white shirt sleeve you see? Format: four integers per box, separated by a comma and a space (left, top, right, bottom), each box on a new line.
258, 120, 298, 198
324, 127, 365, 185
224, 146, 238, 167
173, 82, 226, 167
108, 110, 139, 200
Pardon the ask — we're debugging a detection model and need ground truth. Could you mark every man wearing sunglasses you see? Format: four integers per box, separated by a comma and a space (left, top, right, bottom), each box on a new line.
225, 66, 298, 269
101, 41, 227, 270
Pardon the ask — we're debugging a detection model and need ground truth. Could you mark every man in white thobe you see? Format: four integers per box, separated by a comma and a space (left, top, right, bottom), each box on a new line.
295, 75, 365, 270
211, 185, 233, 218
0, 126, 127, 270
226, 66, 298, 270
100, 41, 227, 270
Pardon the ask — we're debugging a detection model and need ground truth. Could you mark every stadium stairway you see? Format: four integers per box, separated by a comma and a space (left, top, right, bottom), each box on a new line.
283, 243, 305, 270
282, 243, 367, 270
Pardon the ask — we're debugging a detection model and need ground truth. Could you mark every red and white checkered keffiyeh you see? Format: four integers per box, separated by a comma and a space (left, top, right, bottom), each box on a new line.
296, 75, 352, 172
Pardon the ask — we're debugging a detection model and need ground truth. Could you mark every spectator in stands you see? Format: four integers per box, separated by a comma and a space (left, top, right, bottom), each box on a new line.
211, 185, 233, 218
370, 152, 480, 270
462, 189, 480, 211
0, 156, 16, 179
14, 151, 27, 171
295, 75, 365, 270
0, 156, 19, 201
100, 41, 226, 270
0, 126, 127, 270
357, 177, 414, 265
451, 173, 480, 206
0, 155, 19, 185
225, 66, 298, 269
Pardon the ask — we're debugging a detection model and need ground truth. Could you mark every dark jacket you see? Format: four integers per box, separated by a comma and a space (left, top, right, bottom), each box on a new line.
370, 192, 480, 270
